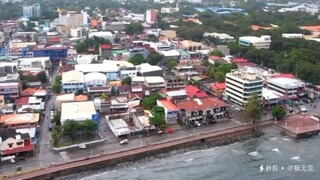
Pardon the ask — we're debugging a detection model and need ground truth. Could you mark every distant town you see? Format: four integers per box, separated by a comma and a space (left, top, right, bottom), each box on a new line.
0, 0, 320, 178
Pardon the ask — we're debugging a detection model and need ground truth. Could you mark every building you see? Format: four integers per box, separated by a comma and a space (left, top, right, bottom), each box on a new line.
239, 35, 271, 49
146, 8, 158, 24
0, 82, 21, 100
61, 70, 85, 93
161, 89, 188, 104
157, 99, 179, 124
75, 64, 119, 80
225, 69, 263, 106
210, 82, 226, 96
99, 44, 112, 59
70, 27, 88, 37
177, 97, 228, 126
165, 76, 188, 90
136, 63, 163, 77
16, 96, 45, 113
144, 76, 166, 91
60, 101, 97, 124
119, 67, 137, 80
33, 45, 68, 61
203, 32, 235, 43
106, 118, 130, 137
180, 40, 203, 51
185, 85, 208, 99
88, 31, 114, 43
23, 4, 41, 18
55, 93, 88, 111
267, 77, 304, 100
281, 33, 304, 39
0, 113, 40, 129
161, 3, 179, 14
123, 13, 145, 21
173, 66, 199, 76
18, 57, 51, 71
129, 48, 149, 60
158, 50, 180, 62
84, 72, 107, 88
0, 128, 33, 156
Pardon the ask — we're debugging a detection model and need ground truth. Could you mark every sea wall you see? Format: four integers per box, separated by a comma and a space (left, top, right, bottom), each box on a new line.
11, 122, 272, 180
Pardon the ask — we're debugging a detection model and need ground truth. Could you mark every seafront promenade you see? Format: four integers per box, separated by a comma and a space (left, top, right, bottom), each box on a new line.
9, 120, 273, 180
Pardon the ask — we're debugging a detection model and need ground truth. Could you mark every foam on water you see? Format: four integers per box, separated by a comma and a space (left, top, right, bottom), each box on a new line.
290, 156, 301, 161
283, 138, 290, 141
184, 158, 194, 162
272, 148, 280, 153
248, 151, 260, 157
270, 137, 277, 140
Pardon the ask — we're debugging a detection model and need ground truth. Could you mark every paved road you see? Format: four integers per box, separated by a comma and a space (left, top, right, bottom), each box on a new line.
9, 120, 273, 180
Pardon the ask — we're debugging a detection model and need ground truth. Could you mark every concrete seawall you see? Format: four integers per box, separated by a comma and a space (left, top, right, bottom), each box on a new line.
10, 121, 273, 180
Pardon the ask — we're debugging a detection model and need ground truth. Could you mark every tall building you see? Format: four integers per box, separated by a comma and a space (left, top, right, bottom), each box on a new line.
146, 8, 158, 24
225, 69, 263, 106
23, 4, 41, 18
239, 35, 271, 49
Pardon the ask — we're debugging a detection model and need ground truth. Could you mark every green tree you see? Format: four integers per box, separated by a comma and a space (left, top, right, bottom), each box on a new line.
36, 71, 47, 83
149, 106, 166, 127
214, 71, 225, 82
272, 106, 286, 120
110, 87, 118, 97
129, 54, 146, 65
168, 58, 178, 70
52, 75, 62, 94
245, 93, 262, 123
62, 120, 81, 143
125, 22, 144, 35
53, 111, 61, 126
121, 77, 132, 85
51, 125, 61, 147
142, 93, 162, 110
147, 51, 163, 65
100, 93, 109, 100
210, 50, 224, 57
147, 34, 157, 42
81, 119, 98, 139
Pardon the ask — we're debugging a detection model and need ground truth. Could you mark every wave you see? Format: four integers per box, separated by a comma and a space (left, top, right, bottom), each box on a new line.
272, 148, 280, 153
290, 156, 301, 161
270, 137, 277, 140
248, 151, 260, 157
283, 138, 291, 142
184, 158, 194, 162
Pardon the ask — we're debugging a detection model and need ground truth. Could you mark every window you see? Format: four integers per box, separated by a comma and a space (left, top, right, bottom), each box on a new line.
17, 141, 23, 146
8, 143, 13, 148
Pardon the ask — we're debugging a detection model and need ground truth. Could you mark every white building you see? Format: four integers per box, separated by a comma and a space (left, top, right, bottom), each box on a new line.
267, 77, 304, 99
262, 87, 280, 106
23, 4, 40, 18
75, 63, 119, 80
60, 101, 97, 124
18, 57, 50, 71
61, 70, 85, 93
281, 33, 304, 39
84, 72, 107, 88
106, 118, 130, 137
88, 31, 114, 43
161, 3, 179, 14
225, 69, 263, 106
203, 32, 235, 42
239, 35, 271, 49
123, 13, 145, 21
70, 27, 88, 38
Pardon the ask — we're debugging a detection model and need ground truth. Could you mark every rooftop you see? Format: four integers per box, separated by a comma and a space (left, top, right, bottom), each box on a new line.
267, 77, 304, 88
165, 90, 187, 97
60, 101, 96, 123
136, 63, 162, 73
177, 97, 228, 112
75, 63, 119, 73
0, 113, 40, 125
145, 76, 165, 84
62, 70, 84, 84
227, 69, 263, 82
185, 85, 208, 99
158, 99, 179, 111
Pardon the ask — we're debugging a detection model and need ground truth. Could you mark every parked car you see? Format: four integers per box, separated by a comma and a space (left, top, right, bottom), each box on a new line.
79, 144, 87, 149
195, 121, 201, 127
48, 125, 52, 131
165, 129, 174, 134
120, 139, 128, 145
300, 106, 308, 113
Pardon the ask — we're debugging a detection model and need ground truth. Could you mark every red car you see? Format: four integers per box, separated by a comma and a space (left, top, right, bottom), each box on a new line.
165, 129, 174, 134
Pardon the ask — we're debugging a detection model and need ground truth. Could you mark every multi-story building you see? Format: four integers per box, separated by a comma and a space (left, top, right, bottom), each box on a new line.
239, 35, 271, 49
0, 82, 21, 100
225, 69, 263, 106
33, 45, 68, 62
131, 76, 165, 92
267, 77, 304, 100
136, 63, 163, 77
61, 70, 85, 93
70, 27, 88, 38
120, 67, 137, 80
161, 3, 179, 14
18, 57, 50, 71
99, 44, 112, 59
165, 75, 188, 90
146, 8, 158, 24
157, 99, 179, 124
129, 48, 149, 60
23, 4, 41, 18
177, 97, 228, 126
0, 128, 33, 156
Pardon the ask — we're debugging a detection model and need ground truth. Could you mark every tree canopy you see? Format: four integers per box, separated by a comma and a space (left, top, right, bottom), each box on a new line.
76, 36, 111, 54
210, 50, 224, 57
121, 77, 132, 85
272, 106, 286, 120
147, 51, 163, 65
142, 93, 162, 110
52, 75, 62, 94
149, 106, 166, 127
129, 54, 146, 65
245, 93, 262, 123
36, 71, 47, 84
125, 22, 144, 35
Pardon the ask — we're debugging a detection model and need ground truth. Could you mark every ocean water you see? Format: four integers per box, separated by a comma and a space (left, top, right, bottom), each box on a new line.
71, 128, 319, 180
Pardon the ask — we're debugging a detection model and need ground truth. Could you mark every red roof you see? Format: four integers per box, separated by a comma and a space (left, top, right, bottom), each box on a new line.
158, 99, 179, 111
272, 73, 295, 79
177, 97, 228, 112
16, 97, 29, 106
22, 88, 37, 96
2, 144, 34, 155
232, 58, 248, 63
210, 83, 226, 90
185, 85, 208, 98
100, 44, 112, 49
209, 55, 221, 60
48, 36, 61, 43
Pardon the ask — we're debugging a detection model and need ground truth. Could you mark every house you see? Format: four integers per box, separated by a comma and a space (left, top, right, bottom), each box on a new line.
161, 89, 188, 104
239, 35, 271, 49
60, 101, 97, 124
0, 95, 14, 114
145, 76, 166, 92
99, 44, 112, 59
185, 85, 208, 99
118, 84, 131, 95
173, 66, 199, 76
157, 99, 179, 124
0, 113, 40, 129
55, 93, 89, 111
132, 109, 151, 130
176, 97, 228, 126
61, 70, 85, 93
194, 65, 207, 75
0, 128, 34, 156
0, 82, 21, 100
210, 82, 226, 96
110, 97, 129, 113
16, 96, 45, 113
75, 63, 119, 80
136, 63, 163, 77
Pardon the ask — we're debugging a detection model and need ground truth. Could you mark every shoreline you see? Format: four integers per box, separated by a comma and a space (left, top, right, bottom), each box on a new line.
6, 121, 272, 180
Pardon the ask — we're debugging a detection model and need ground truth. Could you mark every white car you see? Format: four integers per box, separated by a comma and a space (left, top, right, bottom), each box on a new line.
79, 144, 87, 149
120, 139, 128, 145
300, 106, 308, 113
